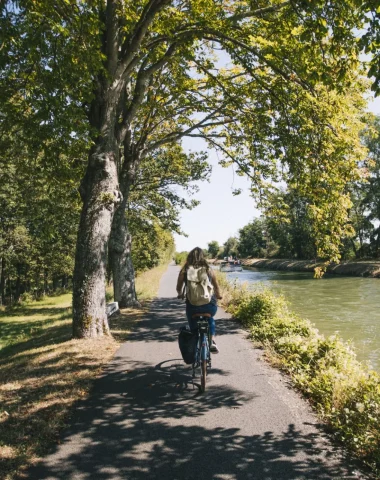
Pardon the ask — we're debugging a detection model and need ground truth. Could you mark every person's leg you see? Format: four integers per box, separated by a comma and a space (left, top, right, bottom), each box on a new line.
187, 302, 219, 351
186, 303, 198, 332
206, 304, 219, 353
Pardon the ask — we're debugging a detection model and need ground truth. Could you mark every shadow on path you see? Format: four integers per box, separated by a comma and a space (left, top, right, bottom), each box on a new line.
125, 297, 240, 344
27, 297, 354, 480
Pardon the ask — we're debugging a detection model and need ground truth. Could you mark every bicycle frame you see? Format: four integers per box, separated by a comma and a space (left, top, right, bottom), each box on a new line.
192, 318, 212, 392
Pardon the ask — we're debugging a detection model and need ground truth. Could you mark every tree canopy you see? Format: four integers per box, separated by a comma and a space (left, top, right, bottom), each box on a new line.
1, 0, 380, 333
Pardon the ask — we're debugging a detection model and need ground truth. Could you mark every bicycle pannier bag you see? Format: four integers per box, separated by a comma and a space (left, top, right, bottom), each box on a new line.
186, 266, 214, 306
178, 326, 197, 364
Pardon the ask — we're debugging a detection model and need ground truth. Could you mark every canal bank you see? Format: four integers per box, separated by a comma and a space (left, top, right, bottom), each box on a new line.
244, 258, 380, 277
211, 258, 380, 278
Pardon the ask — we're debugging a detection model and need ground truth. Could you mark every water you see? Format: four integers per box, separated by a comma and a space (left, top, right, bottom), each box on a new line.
226, 268, 380, 370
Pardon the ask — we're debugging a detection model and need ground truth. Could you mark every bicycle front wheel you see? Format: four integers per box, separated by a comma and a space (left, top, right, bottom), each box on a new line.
201, 360, 207, 392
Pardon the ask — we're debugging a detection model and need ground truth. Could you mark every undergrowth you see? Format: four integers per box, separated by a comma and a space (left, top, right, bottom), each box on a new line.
216, 271, 380, 476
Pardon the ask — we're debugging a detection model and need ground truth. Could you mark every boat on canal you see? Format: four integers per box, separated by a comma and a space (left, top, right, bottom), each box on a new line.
219, 260, 243, 272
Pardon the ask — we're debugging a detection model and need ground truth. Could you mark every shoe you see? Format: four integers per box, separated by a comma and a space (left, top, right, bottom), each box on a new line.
210, 341, 219, 353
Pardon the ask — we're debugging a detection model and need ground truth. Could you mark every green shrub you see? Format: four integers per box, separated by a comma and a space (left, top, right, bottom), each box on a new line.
229, 289, 286, 326
19, 292, 34, 304
174, 251, 188, 265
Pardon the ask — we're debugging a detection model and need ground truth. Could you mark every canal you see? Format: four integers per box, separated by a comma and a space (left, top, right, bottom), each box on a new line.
226, 267, 380, 370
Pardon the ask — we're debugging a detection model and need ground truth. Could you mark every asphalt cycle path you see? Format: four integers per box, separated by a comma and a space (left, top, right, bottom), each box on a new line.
28, 264, 367, 480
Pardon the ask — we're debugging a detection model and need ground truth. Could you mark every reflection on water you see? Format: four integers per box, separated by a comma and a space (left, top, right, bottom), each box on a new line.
226, 268, 380, 370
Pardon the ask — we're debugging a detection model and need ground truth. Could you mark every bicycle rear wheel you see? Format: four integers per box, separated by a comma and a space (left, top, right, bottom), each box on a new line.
201, 360, 207, 392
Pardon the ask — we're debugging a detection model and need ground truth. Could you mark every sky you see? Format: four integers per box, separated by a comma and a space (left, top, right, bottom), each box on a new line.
173, 95, 380, 252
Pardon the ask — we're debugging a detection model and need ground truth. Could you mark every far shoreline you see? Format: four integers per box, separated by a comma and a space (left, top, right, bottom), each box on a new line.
209, 258, 380, 278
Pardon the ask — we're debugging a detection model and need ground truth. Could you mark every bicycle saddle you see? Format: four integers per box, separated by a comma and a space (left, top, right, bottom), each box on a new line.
191, 313, 211, 318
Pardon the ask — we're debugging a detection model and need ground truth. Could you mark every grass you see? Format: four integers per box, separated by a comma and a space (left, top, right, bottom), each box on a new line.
0, 264, 167, 480
135, 263, 169, 301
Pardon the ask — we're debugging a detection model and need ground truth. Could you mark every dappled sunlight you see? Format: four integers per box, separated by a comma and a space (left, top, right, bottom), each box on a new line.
23, 286, 360, 480
0, 292, 135, 479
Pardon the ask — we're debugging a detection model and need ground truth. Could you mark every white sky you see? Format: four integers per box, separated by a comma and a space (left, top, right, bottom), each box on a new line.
173, 95, 380, 252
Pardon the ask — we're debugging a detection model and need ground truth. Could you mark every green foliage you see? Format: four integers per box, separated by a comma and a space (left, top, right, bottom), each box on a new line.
223, 237, 239, 259
130, 146, 210, 236
174, 251, 188, 266
237, 218, 267, 258
359, 2, 380, 95
221, 276, 380, 474
207, 241, 220, 258
2, 0, 374, 266
264, 188, 317, 259
130, 217, 174, 273
355, 115, 380, 257
0, 136, 82, 303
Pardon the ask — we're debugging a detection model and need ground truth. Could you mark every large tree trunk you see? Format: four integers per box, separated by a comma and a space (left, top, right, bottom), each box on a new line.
109, 147, 140, 308
110, 200, 139, 308
72, 140, 121, 338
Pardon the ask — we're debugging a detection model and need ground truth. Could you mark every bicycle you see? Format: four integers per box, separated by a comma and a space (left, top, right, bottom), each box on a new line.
191, 313, 212, 393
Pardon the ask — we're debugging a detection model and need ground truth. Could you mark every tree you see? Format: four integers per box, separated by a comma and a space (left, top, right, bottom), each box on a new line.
207, 241, 220, 258
237, 219, 267, 258
2, 0, 373, 338
223, 237, 239, 259
361, 116, 380, 256
0, 146, 82, 303
265, 189, 317, 259
111, 144, 209, 306
360, 1, 380, 95
130, 217, 174, 273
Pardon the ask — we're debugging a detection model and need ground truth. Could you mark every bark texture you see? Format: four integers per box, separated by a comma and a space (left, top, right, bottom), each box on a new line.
109, 152, 140, 308
110, 203, 139, 308
0, 257, 5, 305
72, 142, 121, 338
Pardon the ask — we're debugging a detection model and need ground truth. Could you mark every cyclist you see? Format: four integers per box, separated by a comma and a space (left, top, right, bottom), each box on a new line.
176, 247, 222, 353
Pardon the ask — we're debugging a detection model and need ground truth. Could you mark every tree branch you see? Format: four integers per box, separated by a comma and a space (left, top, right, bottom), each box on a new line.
227, 1, 290, 23
117, 43, 178, 143
145, 105, 229, 153
106, 0, 119, 76
117, 0, 171, 80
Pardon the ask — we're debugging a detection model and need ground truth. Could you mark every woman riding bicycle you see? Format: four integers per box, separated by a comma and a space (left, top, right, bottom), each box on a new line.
176, 247, 222, 353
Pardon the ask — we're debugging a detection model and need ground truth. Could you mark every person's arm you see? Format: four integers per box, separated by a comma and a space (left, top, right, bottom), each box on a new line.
176, 269, 186, 298
209, 269, 222, 299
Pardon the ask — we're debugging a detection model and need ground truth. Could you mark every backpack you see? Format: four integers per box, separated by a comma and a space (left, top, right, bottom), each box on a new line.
186, 266, 214, 306
178, 326, 197, 364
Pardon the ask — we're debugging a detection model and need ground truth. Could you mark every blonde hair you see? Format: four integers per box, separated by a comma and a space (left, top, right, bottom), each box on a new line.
182, 247, 209, 271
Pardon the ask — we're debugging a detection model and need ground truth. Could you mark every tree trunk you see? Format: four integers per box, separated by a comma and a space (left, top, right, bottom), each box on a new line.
72, 141, 121, 338
0, 258, 5, 306
110, 201, 139, 308
43, 269, 48, 295
8, 276, 12, 306
351, 238, 359, 259
15, 265, 22, 303
109, 147, 140, 308
53, 277, 59, 291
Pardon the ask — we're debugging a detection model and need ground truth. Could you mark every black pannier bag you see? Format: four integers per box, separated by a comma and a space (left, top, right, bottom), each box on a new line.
178, 326, 197, 364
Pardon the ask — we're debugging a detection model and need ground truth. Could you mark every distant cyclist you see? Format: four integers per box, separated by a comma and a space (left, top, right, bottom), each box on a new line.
176, 247, 222, 353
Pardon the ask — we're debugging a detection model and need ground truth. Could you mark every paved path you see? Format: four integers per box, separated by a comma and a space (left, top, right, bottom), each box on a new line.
28, 265, 366, 480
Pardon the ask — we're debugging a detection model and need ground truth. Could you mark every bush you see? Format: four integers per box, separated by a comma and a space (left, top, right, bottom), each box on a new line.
174, 251, 188, 265
19, 292, 34, 304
